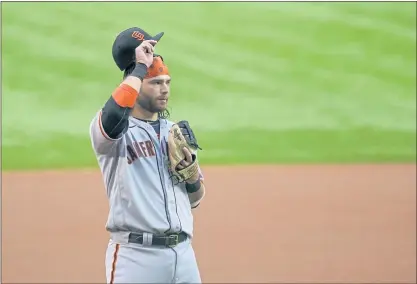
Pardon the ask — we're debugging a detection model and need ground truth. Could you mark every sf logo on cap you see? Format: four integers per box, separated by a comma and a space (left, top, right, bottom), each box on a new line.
132, 31, 145, 41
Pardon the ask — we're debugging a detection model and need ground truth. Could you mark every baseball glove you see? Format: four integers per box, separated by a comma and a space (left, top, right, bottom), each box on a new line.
167, 121, 202, 183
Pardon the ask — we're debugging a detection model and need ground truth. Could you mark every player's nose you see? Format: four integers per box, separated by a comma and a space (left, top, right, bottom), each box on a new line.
161, 89, 169, 96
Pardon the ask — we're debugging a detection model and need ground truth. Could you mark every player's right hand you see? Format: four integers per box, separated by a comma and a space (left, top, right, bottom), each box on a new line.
135, 40, 157, 67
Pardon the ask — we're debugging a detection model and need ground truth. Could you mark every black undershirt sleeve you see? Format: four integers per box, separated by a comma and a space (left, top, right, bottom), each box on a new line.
101, 97, 132, 139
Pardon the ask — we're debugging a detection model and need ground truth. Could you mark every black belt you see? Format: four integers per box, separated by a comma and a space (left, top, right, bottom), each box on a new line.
128, 232, 188, 247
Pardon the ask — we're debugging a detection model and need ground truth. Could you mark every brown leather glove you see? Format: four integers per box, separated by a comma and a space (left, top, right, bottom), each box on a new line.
167, 121, 202, 183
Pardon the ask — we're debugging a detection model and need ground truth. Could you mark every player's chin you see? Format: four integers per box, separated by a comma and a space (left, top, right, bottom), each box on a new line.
155, 99, 168, 110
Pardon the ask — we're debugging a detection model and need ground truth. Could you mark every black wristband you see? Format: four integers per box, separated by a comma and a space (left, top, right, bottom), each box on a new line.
130, 63, 148, 81
185, 179, 201, 193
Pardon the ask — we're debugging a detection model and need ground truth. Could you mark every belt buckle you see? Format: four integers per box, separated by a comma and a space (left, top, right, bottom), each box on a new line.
166, 234, 179, 247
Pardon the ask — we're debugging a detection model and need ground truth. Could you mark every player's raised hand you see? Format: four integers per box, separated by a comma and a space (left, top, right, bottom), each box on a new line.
135, 40, 157, 67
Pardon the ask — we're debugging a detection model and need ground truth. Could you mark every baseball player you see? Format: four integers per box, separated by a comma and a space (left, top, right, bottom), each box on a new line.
89, 27, 206, 283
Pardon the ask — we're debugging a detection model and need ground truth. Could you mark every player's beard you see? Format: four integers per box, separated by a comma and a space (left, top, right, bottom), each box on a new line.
137, 93, 167, 114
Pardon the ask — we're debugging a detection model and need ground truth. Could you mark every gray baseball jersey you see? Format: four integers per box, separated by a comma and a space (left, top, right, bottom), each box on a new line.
89, 110, 203, 238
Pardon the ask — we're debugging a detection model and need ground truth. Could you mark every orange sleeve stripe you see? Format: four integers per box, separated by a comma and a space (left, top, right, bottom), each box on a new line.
112, 84, 138, 108
98, 111, 114, 141
110, 244, 120, 284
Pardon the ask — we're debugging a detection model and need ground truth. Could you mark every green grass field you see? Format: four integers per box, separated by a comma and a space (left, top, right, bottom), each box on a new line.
2, 2, 416, 170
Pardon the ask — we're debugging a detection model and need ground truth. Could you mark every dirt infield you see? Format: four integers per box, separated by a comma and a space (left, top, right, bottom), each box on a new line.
2, 165, 416, 283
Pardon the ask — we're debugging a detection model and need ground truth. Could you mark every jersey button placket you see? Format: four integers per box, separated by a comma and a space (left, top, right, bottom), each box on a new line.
168, 199, 180, 231
170, 200, 177, 211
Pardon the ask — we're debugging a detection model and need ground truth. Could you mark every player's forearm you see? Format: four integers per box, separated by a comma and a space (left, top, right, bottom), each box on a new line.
188, 183, 205, 208
101, 64, 147, 139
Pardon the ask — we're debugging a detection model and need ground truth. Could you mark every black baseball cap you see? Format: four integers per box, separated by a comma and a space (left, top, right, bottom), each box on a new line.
112, 27, 164, 71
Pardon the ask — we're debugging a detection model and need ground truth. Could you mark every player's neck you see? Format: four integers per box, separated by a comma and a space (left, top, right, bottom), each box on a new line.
131, 105, 158, 121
